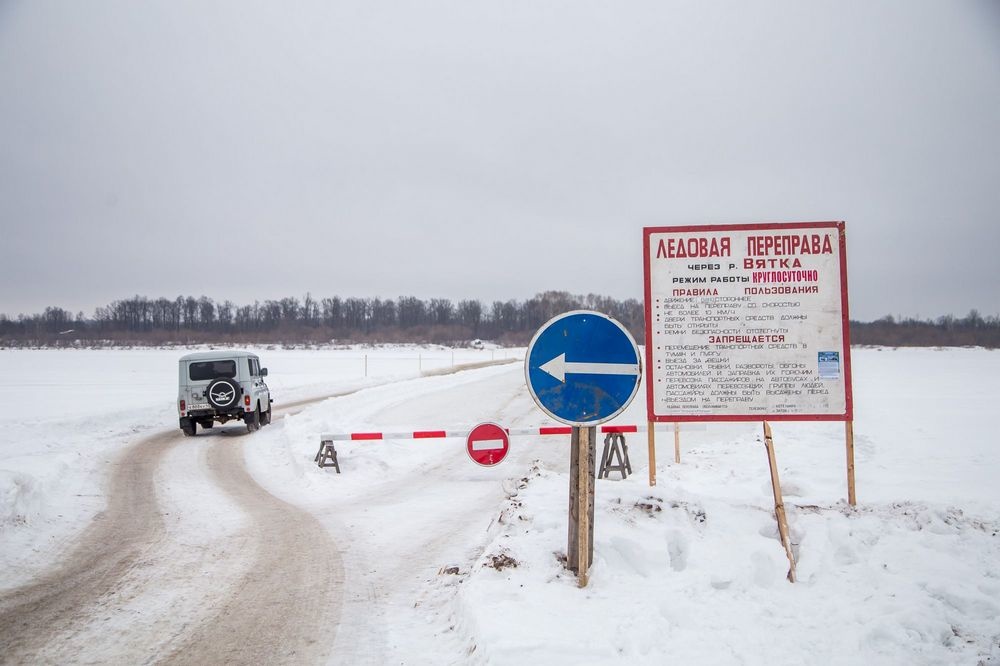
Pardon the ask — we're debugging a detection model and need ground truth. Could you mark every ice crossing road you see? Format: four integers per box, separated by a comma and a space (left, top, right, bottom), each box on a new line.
0, 409, 345, 664
0, 360, 525, 664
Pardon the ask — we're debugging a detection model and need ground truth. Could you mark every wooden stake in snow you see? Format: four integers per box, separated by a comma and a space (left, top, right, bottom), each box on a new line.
568, 426, 596, 587
846, 420, 857, 506
763, 421, 797, 583
647, 421, 656, 487
674, 421, 681, 464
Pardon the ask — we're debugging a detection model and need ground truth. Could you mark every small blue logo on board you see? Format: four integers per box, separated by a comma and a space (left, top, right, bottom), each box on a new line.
818, 351, 840, 380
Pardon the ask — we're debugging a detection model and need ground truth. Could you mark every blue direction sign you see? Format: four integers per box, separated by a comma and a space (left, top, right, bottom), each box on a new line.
525, 310, 642, 426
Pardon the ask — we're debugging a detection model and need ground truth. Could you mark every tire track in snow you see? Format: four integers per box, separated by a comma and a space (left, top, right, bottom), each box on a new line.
0, 358, 518, 664
162, 433, 344, 665
0, 430, 180, 662
163, 361, 521, 663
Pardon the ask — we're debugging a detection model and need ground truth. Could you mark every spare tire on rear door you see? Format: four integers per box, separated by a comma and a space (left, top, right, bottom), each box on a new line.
206, 377, 240, 409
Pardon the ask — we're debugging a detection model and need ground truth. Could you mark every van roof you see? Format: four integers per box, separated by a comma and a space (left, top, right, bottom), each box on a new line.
178, 350, 258, 362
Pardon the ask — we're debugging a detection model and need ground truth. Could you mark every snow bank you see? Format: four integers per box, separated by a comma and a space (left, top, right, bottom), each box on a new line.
450, 347, 1000, 665
458, 460, 1000, 664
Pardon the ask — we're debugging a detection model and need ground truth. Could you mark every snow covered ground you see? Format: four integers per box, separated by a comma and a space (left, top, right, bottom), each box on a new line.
1, 346, 998, 664
0, 346, 517, 583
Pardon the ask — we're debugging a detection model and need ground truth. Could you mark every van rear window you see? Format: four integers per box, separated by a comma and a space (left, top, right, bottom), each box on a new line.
189, 360, 237, 381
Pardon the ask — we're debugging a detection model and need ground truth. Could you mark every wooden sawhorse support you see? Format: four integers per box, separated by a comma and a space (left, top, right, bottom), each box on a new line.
599, 432, 632, 480
314, 440, 341, 473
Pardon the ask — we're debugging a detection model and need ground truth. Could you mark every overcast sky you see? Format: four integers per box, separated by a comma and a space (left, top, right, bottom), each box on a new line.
1, 1, 998, 321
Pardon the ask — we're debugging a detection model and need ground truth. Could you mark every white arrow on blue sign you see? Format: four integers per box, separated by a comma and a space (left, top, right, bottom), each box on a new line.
524, 310, 642, 426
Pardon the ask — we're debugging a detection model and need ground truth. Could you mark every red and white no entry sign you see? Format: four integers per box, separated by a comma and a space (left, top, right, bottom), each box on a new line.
466, 422, 510, 467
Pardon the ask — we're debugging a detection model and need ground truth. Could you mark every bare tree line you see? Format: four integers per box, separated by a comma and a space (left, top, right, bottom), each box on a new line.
1, 295, 996, 348
0, 291, 643, 347
849, 311, 1000, 348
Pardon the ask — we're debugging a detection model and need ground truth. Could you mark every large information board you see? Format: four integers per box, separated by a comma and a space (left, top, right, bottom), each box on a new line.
643, 222, 852, 422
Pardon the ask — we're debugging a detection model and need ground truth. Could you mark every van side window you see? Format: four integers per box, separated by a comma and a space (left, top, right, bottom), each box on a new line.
249, 358, 259, 376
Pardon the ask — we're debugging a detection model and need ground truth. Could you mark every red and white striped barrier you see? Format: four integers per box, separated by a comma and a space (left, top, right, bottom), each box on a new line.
320, 424, 691, 442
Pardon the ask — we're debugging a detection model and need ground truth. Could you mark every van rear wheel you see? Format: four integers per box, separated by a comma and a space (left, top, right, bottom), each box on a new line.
245, 406, 261, 433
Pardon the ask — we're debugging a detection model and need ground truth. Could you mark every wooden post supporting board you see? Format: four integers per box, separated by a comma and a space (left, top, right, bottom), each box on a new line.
673, 422, 681, 464
647, 421, 656, 487
567, 426, 596, 587
846, 420, 856, 507
577, 425, 590, 587
763, 422, 796, 583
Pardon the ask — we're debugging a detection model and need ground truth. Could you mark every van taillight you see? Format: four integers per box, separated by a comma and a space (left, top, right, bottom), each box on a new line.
244, 395, 251, 407
180, 400, 186, 413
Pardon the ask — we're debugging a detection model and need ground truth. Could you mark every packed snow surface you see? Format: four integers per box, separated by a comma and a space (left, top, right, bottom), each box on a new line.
1, 346, 998, 664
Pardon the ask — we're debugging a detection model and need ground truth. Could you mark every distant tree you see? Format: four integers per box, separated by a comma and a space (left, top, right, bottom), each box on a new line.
371, 298, 397, 329
198, 296, 215, 330
43, 306, 71, 334
260, 300, 282, 329
429, 298, 453, 326
302, 293, 318, 326
321, 297, 343, 329
398, 296, 426, 328
279, 297, 300, 323
217, 300, 234, 330
342, 297, 369, 331
458, 299, 482, 336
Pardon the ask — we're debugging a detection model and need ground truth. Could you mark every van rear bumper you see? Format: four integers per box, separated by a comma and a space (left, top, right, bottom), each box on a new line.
181, 407, 245, 424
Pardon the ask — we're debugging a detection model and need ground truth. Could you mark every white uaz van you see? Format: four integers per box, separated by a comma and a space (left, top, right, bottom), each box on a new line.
177, 350, 272, 436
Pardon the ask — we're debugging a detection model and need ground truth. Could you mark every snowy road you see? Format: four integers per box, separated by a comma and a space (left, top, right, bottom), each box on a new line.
0, 406, 347, 664
0, 358, 523, 664
0, 429, 181, 661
